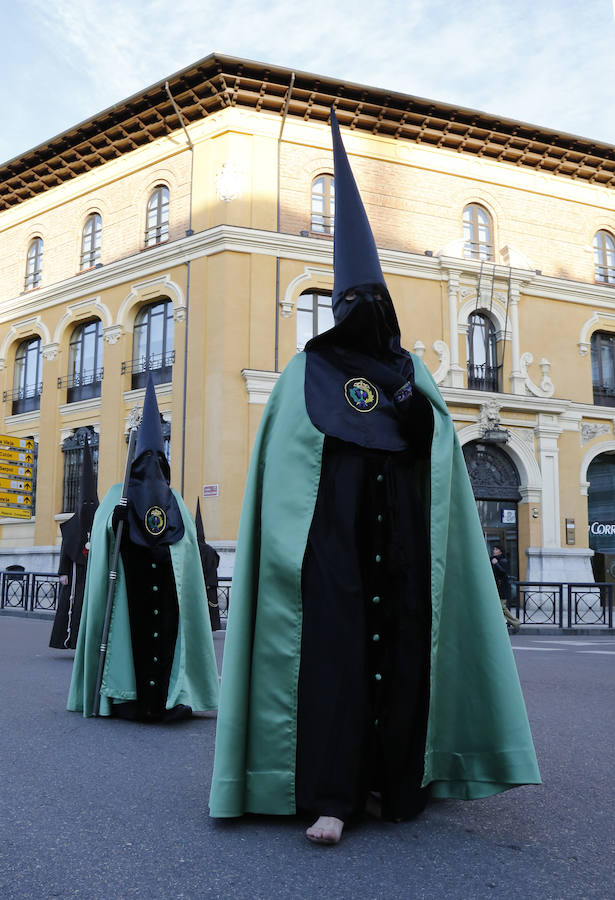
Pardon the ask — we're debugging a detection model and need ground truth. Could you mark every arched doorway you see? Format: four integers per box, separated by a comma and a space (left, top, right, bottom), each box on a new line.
587, 451, 615, 581
463, 440, 521, 580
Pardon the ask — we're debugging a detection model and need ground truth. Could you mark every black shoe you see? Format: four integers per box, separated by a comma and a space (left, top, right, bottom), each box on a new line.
162, 704, 193, 723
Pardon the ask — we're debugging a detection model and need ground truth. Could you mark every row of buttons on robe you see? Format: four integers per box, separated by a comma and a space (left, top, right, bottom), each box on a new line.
148, 562, 160, 689
370, 470, 386, 724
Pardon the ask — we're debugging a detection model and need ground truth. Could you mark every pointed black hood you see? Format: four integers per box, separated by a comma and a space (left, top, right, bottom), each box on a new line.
60, 436, 99, 564
195, 497, 219, 584
306, 109, 405, 357
195, 497, 206, 545
331, 108, 386, 318
125, 373, 184, 547
303, 109, 417, 451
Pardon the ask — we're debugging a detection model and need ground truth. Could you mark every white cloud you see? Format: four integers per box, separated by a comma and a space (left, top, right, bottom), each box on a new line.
4, 0, 615, 164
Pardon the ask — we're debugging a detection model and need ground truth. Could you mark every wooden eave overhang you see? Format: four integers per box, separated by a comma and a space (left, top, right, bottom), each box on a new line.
2, 53, 615, 211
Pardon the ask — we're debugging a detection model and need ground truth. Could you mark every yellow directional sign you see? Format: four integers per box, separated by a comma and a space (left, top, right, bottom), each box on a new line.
0, 435, 35, 451
0, 491, 32, 506
0, 448, 34, 464
0, 506, 31, 520
0, 477, 32, 493
0, 463, 33, 479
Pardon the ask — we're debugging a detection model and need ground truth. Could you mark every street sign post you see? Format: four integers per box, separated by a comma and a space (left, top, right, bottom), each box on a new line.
0, 491, 33, 507
0, 506, 32, 520
0, 448, 35, 465
0, 478, 32, 493
0, 463, 33, 479
0, 435, 35, 451
0, 436, 37, 520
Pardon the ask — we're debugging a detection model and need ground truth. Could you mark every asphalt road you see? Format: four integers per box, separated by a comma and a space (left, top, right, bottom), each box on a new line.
1, 617, 614, 900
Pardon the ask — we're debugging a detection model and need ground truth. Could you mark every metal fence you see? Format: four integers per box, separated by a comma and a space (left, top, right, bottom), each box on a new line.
1, 569, 232, 622
514, 582, 614, 628
0, 570, 61, 612
217, 577, 231, 622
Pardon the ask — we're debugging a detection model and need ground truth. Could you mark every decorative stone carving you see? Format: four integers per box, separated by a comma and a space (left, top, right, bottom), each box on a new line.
478, 399, 502, 432
103, 325, 123, 344
174, 306, 187, 323
412, 340, 425, 358
431, 340, 450, 385
41, 342, 59, 361
580, 422, 611, 446
509, 427, 535, 447
279, 297, 294, 318
519, 352, 555, 398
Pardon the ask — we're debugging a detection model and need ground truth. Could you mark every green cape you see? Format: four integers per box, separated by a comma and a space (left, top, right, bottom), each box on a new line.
67, 485, 219, 717
209, 352, 540, 816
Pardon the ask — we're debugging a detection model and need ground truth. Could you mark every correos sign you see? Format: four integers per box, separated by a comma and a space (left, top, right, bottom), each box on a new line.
589, 522, 615, 535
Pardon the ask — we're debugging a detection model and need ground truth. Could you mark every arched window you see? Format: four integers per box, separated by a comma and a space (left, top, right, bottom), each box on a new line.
64, 319, 103, 403
126, 299, 174, 389
25, 238, 43, 290
463, 204, 493, 260
591, 330, 615, 406
593, 230, 615, 285
9, 337, 42, 414
311, 175, 335, 234
467, 311, 499, 391
61, 426, 99, 513
145, 185, 170, 247
80, 213, 102, 269
297, 291, 334, 351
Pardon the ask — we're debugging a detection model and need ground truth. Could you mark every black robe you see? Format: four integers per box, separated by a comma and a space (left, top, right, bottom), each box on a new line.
49, 545, 87, 650
296, 329, 435, 821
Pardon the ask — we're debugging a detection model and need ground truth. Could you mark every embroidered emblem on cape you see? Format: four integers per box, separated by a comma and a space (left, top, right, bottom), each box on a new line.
393, 381, 413, 403
145, 506, 167, 536
344, 378, 379, 412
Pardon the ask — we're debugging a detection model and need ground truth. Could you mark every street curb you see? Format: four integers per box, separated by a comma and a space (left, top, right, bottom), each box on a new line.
516, 626, 615, 635
0, 609, 54, 621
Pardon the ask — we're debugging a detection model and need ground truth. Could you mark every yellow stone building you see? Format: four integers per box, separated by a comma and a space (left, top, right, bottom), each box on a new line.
2, 53, 615, 585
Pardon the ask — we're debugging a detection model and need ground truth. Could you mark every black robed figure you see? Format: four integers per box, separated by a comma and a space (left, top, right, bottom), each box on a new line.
209, 110, 540, 839
195, 498, 221, 632
111, 373, 189, 721
67, 374, 219, 720
296, 110, 434, 840
50, 439, 98, 649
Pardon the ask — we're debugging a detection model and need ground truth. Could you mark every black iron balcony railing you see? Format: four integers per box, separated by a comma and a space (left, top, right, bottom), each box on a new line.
467, 363, 501, 392
122, 351, 175, 389
58, 368, 103, 403
3, 384, 43, 415
592, 383, 615, 407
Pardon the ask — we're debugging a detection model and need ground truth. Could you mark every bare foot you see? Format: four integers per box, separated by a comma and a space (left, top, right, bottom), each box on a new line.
306, 816, 344, 845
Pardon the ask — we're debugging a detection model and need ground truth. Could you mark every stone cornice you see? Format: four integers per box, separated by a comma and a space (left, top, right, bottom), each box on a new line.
2, 225, 615, 327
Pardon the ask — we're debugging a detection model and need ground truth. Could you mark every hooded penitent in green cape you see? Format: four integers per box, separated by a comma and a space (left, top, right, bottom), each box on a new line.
68, 375, 218, 719
209, 352, 540, 816
67, 484, 219, 717
209, 109, 539, 822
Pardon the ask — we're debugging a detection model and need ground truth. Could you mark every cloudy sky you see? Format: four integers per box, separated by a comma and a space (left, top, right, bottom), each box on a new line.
2, 0, 615, 165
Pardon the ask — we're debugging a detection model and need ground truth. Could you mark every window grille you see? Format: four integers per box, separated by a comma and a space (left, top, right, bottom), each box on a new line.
61, 426, 99, 513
